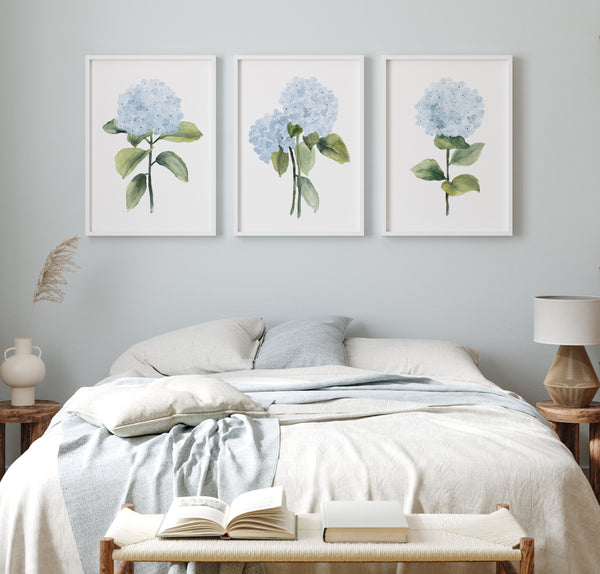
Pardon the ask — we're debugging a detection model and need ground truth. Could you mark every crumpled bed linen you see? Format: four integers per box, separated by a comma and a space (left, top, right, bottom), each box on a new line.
1, 366, 600, 574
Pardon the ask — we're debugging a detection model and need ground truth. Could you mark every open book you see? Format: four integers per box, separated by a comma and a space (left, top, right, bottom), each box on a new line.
156, 485, 296, 540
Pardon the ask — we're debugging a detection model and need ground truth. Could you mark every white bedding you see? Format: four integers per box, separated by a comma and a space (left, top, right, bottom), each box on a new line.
1, 368, 600, 574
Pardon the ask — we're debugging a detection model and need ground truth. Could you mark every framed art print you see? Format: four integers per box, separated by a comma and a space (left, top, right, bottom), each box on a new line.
235, 55, 364, 236
383, 56, 512, 236
86, 55, 216, 236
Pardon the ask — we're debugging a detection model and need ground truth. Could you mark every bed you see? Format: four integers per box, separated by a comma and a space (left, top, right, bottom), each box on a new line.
1, 315, 599, 574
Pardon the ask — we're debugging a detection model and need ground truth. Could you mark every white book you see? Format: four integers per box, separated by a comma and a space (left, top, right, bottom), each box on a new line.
321, 500, 408, 543
156, 486, 296, 540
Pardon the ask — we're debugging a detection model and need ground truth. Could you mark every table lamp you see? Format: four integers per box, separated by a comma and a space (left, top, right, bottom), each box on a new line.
533, 295, 600, 408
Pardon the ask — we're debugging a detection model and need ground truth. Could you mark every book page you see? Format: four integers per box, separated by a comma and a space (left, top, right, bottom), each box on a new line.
161, 496, 229, 532
228, 508, 296, 540
228, 485, 284, 523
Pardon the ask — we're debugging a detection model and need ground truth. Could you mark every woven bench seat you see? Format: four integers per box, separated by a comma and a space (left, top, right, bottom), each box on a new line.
101, 508, 533, 574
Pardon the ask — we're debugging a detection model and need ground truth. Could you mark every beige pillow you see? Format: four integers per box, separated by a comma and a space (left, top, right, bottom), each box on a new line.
109, 317, 266, 377
344, 338, 484, 382
67, 374, 266, 437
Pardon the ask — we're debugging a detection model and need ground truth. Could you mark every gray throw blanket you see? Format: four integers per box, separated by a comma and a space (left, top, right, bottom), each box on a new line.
58, 413, 279, 574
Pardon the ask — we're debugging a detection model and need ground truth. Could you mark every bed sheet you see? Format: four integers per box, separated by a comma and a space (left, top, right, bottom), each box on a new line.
1, 386, 600, 573
269, 398, 600, 572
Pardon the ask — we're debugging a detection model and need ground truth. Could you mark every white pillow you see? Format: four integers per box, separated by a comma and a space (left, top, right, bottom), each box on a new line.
344, 338, 484, 382
67, 374, 266, 437
109, 317, 266, 377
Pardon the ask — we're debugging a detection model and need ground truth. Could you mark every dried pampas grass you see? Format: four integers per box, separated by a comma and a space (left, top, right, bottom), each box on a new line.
26, 236, 81, 336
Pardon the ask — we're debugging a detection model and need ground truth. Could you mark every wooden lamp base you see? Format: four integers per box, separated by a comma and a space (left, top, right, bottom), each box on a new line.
543, 345, 600, 408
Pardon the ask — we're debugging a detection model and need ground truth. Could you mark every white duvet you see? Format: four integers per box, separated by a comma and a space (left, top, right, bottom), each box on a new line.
1, 367, 600, 574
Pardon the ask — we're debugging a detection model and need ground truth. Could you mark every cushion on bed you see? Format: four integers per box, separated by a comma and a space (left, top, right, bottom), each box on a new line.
109, 317, 266, 377
253, 316, 352, 369
344, 337, 483, 381
66, 375, 266, 437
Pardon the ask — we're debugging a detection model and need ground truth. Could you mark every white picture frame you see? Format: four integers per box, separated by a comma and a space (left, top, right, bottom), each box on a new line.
234, 55, 364, 236
86, 55, 216, 236
382, 55, 512, 236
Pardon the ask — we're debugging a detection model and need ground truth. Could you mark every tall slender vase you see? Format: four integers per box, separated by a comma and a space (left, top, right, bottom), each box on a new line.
0, 338, 46, 406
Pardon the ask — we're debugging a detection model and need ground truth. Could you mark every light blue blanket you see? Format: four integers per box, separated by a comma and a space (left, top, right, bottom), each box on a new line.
228, 371, 549, 426
58, 412, 279, 574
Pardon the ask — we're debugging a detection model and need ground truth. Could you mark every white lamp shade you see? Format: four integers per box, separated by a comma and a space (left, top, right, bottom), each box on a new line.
534, 296, 600, 345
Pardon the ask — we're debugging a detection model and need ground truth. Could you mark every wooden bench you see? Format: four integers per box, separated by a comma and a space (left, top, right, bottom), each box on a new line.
100, 504, 533, 574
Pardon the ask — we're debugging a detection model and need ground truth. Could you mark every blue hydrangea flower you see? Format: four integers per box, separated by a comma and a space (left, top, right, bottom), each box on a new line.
279, 76, 338, 136
415, 78, 484, 139
249, 109, 296, 163
116, 78, 183, 137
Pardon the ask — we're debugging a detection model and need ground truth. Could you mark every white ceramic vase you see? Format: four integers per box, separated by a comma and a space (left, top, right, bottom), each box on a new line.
0, 338, 46, 406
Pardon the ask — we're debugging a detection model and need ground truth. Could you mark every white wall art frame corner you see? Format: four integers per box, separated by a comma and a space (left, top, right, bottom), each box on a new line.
382, 55, 512, 236
85, 55, 216, 236
234, 55, 364, 236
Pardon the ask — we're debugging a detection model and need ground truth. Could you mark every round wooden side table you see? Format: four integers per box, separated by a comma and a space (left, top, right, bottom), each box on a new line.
536, 400, 600, 502
0, 400, 61, 480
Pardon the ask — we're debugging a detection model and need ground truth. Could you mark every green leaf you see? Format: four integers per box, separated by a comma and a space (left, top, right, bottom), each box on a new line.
125, 174, 147, 211
298, 176, 319, 213
296, 141, 316, 175
115, 148, 150, 178
161, 121, 203, 143
441, 174, 480, 196
450, 142, 485, 166
287, 122, 303, 138
410, 159, 446, 181
434, 135, 470, 150
155, 151, 189, 182
271, 148, 289, 177
317, 133, 350, 164
127, 130, 152, 147
102, 119, 126, 134
303, 132, 320, 150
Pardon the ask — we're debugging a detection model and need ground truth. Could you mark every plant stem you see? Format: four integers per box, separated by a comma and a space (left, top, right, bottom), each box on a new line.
289, 148, 297, 216
25, 302, 35, 338
445, 149, 450, 216
148, 137, 154, 213
295, 135, 301, 218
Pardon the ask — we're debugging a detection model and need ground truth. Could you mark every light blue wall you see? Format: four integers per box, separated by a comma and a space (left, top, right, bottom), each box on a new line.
1, 0, 599, 463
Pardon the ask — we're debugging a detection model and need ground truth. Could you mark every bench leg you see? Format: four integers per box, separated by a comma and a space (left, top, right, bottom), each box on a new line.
496, 536, 534, 573
100, 537, 115, 574
520, 537, 534, 574
100, 537, 134, 574
116, 561, 134, 574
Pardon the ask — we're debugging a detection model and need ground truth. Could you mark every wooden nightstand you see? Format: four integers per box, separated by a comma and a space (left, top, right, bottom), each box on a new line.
0, 400, 61, 480
536, 400, 600, 502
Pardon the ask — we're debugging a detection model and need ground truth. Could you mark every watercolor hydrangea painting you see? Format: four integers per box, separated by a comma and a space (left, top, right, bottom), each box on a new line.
411, 78, 485, 216
248, 76, 350, 219
103, 78, 203, 213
